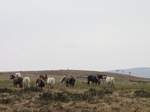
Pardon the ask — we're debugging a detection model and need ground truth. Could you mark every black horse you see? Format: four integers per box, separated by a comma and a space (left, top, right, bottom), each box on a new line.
87, 74, 105, 85
36, 78, 45, 91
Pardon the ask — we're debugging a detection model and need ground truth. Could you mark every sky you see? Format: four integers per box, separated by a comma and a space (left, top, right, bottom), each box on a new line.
0, 0, 150, 72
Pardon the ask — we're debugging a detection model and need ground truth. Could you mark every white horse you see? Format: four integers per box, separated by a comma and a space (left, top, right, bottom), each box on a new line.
23, 77, 30, 89
47, 77, 55, 89
106, 76, 115, 88
15, 73, 22, 77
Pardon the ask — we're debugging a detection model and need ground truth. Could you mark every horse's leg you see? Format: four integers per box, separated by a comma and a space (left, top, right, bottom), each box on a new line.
87, 80, 90, 85
41, 87, 43, 91
28, 83, 30, 88
87, 81, 89, 85
92, 81, 94, 85
72, 82, 75, 86
107, 83, 110, 88
66, 82, 69, 87
19, 83, 22, 88
106, 83, 108, 88
21, 84, 22, 88
45, 80, 47, 85
36, 84, 38, 92
111, 83, 115, 88
98, 80, 100, 85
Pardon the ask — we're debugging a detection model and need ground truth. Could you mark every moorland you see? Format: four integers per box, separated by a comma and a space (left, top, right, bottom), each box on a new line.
0, 70, 150, 112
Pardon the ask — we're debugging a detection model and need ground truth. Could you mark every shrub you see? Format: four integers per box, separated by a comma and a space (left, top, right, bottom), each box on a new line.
54, 92, 70, 103
40, 91, 70, 103
134, 90, 150, 97
40, 92, 53, 100
0, 98, 12, 104
0, 88, 13, 93
39, 88, 113, 103
104, 89, 113, 94
88, 88, 113, 96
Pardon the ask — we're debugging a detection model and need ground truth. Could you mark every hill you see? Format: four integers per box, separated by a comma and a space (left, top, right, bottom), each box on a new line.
0, 69, 149, 83
107, 67, 150, 78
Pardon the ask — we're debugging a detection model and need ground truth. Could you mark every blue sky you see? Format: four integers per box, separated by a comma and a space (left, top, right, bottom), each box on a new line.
0, 0, 150, 71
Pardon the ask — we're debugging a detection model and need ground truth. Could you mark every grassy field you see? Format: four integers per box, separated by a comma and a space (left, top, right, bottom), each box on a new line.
0, 70, 150, 112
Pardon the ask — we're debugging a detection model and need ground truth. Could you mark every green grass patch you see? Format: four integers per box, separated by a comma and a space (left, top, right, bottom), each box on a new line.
1, 80, 150, 91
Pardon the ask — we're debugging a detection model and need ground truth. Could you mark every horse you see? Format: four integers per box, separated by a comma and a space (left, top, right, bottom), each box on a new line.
39, 74, 48, 85
60, 76, 76, 87
10, 75, 23, 88
23, 76, 30, 89
106, 76, 115, 88
47, 77, 55, 89
36, 78, 45, 91
66, 76, 76, 87
87, 74, 105, 85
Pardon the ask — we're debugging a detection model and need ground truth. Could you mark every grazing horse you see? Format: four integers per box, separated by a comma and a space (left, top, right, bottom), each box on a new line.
87, 74, 104, 85
66, 76, 76, 87
60, 76, 76, 87
47, 77, 55, 89
10, 75, 23, 88
36, 78, 45, 91
106, 76, 115, 88
23, 77, 30, 89
39, 74, 48, 85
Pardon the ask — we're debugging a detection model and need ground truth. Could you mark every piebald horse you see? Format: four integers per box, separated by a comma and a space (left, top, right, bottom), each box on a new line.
60, 76, 76, 87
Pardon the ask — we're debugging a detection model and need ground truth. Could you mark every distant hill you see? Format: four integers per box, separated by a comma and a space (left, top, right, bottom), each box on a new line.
0, 69, 150, 83
107, 67, 150, 78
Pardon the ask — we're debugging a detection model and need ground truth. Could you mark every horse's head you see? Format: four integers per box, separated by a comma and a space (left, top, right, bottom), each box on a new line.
60, 76, 66, 84
10, 75, 15, 79
102, 75, 107, 79
36, 78, 45, 87
39, 75, 44, 79
44, 74, 48, 78
97, 74, 103, 79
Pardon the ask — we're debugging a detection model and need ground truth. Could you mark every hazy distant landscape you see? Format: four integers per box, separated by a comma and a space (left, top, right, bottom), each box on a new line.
107, 67, 150, 78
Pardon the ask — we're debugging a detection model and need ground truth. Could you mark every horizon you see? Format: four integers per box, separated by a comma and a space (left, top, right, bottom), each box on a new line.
1, 67, 150, 78
0, 66, 149, 72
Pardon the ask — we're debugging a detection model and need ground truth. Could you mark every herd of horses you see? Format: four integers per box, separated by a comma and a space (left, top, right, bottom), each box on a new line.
9, 73, 115, 90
